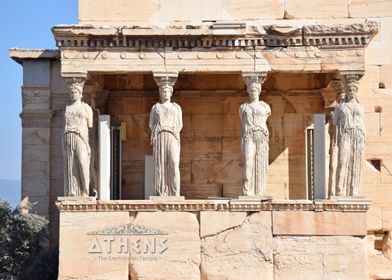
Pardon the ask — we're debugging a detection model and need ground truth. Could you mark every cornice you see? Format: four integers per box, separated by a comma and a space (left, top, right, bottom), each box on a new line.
52, 21, 378, 50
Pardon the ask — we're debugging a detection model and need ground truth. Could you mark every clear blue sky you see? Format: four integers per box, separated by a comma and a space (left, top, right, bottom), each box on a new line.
0, 0, 78, 180
0, 0, 77, 205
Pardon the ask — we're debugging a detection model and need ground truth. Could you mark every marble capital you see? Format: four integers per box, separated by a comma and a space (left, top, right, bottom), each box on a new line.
61, 71, 88, 87
153, 71, 178, 87
242, 71, 269, 86
339, 70, 365, 84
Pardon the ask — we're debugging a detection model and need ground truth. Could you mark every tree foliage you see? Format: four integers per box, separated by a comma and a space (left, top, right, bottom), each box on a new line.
0, 199, 58, 280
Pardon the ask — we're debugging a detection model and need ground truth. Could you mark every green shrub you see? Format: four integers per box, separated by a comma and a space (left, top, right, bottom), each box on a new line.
0, 199, 58, 280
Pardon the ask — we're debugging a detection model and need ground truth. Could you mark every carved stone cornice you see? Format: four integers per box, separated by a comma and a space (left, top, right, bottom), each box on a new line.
303, 21, 378, 48
56, 199, 371, 213
52, 21, 378, 50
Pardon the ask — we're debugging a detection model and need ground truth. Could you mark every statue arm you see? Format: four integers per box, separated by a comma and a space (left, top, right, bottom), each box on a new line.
332, 106, 340, 126
239, 104, 244, 121
360, 103, 367, 139
239, 104, 245, 136
176, 104, 183, 132
149, 105, 157, 145
87, 105, 93, 128
149, 105, 156, 131
266, 102, 272, 116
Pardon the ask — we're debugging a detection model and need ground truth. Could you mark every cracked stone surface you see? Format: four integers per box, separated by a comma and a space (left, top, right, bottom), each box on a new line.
200, 211, 273, 280
273, 236, 367, 280
129, 212, 200, 280
200, 211, 248, 238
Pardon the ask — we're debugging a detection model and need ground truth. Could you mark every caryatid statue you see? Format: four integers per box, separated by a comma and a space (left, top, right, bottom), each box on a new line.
322, 77, 345, 197
150, 72, 183, 196
63, 75, 93, 197
333, 73, 366, 197
240, 72, 271, 196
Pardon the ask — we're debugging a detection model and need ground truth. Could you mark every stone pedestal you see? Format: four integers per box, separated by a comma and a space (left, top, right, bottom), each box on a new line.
57, 196, 96, 202
237, 195, 273, 201
56, 199, 371, 280
149, 196, 185, 201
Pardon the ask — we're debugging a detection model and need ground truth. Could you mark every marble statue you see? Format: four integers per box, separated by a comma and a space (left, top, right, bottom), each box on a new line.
333, 75, 366, 197
63, 77, 93, 197
327, 80, 345, 197
240, 76, 271, 196
149, 82, 183, 196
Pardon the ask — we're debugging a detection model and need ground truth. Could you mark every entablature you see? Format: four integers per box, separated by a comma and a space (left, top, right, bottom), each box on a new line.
52, 21, 378, 50
51, 21, 378, 75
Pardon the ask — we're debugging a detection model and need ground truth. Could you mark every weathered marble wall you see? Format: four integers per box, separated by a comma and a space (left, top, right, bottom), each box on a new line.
77, 0, 392, 26
20, 60, 52, 219
57, 199, 369, 280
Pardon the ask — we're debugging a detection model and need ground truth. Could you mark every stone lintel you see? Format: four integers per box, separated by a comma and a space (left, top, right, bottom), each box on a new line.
56, 199, 371, 213
59, 47, 366, 74
9, 48, 59, 65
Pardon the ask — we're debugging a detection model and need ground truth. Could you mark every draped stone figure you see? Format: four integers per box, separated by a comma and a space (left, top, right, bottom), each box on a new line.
149, 78, 182, 196
333, 75, 366, 197
240, 74, 271, 196
325, 79, 345, 197
63, 77, 93, 197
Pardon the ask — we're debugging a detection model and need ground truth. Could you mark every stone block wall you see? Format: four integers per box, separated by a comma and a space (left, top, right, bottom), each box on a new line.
57, 199, 369, 280
20, 60, 52, 219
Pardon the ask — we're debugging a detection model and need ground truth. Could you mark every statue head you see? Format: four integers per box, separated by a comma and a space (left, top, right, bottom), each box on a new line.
247, 82, 261, 102
343, 74, 361, 103
159, 84, 173, 103
346, 82, 359, 102
66, 77, 85, 103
